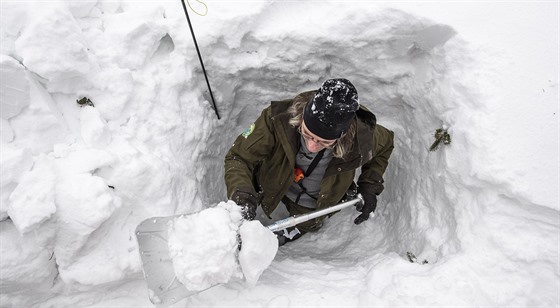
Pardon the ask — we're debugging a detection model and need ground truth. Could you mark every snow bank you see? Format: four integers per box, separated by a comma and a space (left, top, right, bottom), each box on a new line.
1, 0, 212, 292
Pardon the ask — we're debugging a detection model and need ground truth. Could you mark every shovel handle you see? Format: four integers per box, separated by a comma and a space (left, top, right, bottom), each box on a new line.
266, 194, 364, 232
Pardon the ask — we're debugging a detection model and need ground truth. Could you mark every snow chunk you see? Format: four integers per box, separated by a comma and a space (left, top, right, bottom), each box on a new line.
0, 2, 29, 38
7, 76, 70, 153
90, 69, 133, 120
1, 118, 14, 143
54, 173, 122, 267
103, 10, 168, 69
0, 145, 33, 220
239, 220, 278, 286
14, 4, 91, 92
80, 106, 111, 149
54, 148, 115, 176
0, 55, 30, 120
67, 1, 97, 18
8, 156, 56, 234
58, 243, 125, 286
0, 220, 57, 289
168, 201, 243, 291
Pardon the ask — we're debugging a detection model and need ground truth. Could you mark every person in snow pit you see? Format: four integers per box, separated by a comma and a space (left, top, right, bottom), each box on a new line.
225, 78, 394, 245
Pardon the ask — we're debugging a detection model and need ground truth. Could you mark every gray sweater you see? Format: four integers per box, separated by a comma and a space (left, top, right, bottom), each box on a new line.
285, 136, 333, 209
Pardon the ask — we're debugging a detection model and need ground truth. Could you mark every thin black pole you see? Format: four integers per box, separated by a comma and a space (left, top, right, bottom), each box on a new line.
180, 0, 220, 120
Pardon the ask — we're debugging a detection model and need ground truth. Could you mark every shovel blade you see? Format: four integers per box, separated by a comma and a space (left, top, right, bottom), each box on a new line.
135, 215, 198, 306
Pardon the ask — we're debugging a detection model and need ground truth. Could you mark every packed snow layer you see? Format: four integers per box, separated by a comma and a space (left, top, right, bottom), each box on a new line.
0, 1, 558, 307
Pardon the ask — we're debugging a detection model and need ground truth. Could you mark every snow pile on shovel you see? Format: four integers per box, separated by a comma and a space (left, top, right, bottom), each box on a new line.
167, 201, 278, 290
238, 220, 279, 286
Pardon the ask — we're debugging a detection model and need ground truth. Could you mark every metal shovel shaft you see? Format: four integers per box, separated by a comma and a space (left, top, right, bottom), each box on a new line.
266, 194, 363, 232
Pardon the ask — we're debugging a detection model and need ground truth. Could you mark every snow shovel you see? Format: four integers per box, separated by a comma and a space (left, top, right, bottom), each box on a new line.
135, 194, 363, 306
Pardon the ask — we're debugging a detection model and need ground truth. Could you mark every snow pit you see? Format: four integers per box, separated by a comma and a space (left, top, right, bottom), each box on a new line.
0, 1, 557, 307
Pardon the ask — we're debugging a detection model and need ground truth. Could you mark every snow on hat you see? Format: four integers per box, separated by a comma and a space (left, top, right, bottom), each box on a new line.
303, 78, 359, 140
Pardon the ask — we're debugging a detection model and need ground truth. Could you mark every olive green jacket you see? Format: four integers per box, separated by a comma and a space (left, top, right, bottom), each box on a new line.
224, 94, 394, 217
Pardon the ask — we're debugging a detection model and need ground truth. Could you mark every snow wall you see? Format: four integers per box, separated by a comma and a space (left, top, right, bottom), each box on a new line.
1, 1, 558, 306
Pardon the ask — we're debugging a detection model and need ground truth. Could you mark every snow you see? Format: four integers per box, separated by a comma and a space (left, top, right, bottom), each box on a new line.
167, 202, 278, 292
167, 201, 243, 291
7, 155, 57, 234
238, 220, 278, 287
80, 106, 111, 148
0, 0, 558, 307
0, 55, 29, 121
0, 144, 32, 220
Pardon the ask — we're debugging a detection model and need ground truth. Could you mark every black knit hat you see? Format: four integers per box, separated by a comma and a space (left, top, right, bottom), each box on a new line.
303, 78, 359, 140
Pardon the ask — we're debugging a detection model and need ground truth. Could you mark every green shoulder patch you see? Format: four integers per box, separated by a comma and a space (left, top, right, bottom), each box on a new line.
242, 123, 255, 139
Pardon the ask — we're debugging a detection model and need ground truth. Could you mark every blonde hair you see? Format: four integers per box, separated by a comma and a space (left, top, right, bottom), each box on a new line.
288, 91, 356, 159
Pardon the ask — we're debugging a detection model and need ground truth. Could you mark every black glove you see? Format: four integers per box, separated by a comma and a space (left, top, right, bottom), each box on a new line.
354, 185, 377, 225
231, 189, 258, 220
